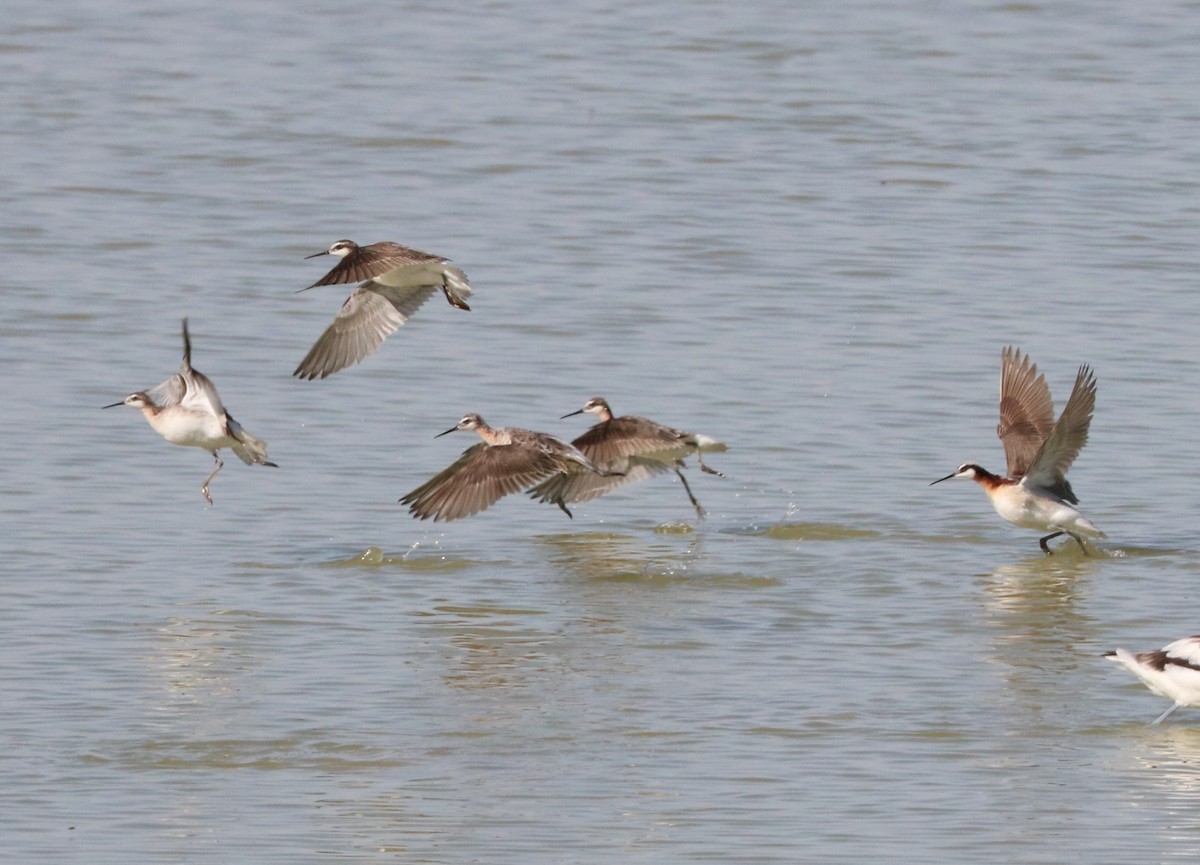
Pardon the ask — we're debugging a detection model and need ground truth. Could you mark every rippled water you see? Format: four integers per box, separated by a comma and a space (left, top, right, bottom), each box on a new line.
5, 0, 1200, 861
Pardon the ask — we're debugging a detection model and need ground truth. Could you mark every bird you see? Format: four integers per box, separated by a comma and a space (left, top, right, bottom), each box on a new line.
293, 239, 472, 380
103, 319, 277, 504
1105, 636, 1200, 725
527, 396, 727, 520
400, 414, 618, 522
930, 346, 1105, 554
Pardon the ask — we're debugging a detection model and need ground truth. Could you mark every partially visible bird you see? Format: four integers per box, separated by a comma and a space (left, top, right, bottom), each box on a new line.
400, 414, 617, 522
528, 397, 726, 520
931, 346, 1105, 554
294, 239, 472, 380
104, 319, 277, 504
1105, 636, 1200, 725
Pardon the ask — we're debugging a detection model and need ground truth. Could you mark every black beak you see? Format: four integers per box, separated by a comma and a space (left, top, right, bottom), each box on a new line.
304, 250, 330, 259
435, 425, 459, 438
560, 409, 585, 419
929, 472, 957, 486
101, 401, 124, 409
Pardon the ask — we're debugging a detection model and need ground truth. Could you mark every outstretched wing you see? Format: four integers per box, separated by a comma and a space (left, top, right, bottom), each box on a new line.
529, 455, 674, 507
1021, 363, 1096, 501
294, 283, 437, 380
997, 346, 1054, 479
528, 416, 702, 507
401, 444, 564, 522
309, 243, 451, 287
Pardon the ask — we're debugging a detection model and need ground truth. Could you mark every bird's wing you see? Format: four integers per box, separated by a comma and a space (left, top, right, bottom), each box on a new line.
309, 245, 448, 287
142, 372, 187, 408
1161, 636, 1200, 670
529, 456, 673, 507
225, 414, 274, 466
294, 283, 437, 379
1022, 363, 1096, 496
575, 417, 696, 466
401, 444, 562, 522
178, 365, 229, 418
997, 346, 1054, 479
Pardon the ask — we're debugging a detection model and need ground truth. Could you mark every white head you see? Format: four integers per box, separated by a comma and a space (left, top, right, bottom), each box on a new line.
437, 413, 486, 437
930, 463, 984, 485
102, 392, 152, 411
305, 239, 358, 260
561, 396, 612, 420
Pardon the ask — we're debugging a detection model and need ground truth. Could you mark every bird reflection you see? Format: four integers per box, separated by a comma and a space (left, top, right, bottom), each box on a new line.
977, 555, 1102, 725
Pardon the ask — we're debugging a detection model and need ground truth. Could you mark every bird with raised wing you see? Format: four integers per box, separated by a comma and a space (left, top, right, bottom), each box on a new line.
104, 319, 277, 504
400, 414, 617, 522
294, 239, 472, 380
528, 397, 726, 520
931, 346, 1104, 554
1106, 635, 1200, 725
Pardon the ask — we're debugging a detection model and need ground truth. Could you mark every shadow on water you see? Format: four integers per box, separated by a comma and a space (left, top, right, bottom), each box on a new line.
87, 609, 406, 772
741, 522, 881, 542
973, 551, 1107, 726
534, 530, 780, 587
86, 735, 405, 771
320, 545, 477, 572
1111, 725, 1200, 857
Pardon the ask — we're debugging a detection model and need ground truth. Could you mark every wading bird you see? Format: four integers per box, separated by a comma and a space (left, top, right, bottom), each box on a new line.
931, 346, 1104, 554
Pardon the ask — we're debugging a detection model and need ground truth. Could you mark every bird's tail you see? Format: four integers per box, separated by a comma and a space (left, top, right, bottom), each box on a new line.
685, 433, 727, 453
227, 415, 277, 467
443, 265, 473, 307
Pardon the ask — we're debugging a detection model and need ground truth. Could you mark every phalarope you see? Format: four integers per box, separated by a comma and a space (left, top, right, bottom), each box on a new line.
528, 397, 726, 520
931, 346, 1104, 554
294, 239, 472, 380
400, 414, 616, 522
104, 319, 277, 504
1106, 635, 1200, 724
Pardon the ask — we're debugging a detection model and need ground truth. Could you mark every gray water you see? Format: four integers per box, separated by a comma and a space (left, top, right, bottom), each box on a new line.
5, 0, 1200, 861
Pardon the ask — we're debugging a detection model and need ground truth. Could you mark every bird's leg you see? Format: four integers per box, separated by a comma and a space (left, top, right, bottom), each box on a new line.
1038, 531, 1064, 555
441, 275, 471, 311
554, 498, 573, 519
201, 452, 224, 505
694, 448, 724, 477
1153, 703, 1182, 725
674, 466, 706, 521
1068, 532, 1090, 556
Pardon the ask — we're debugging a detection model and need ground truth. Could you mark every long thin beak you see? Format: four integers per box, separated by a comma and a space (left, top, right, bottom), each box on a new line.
560, 409, 585, 419
435, 425, 459, 438
929, 472, 957, 486
304, 250, 330, 259
101, 401, 124, 409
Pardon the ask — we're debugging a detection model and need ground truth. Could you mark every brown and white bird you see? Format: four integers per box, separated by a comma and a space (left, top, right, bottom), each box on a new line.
104, 319, 276, 504
1106, 635, 1200, 725
528, 397, 726, 520
931, 346, 1103, 554
400, 414, 617, 522
294, 239, 472, 380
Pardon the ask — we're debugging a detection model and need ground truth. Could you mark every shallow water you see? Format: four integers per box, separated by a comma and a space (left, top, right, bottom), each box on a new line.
5, 0, 1200, 861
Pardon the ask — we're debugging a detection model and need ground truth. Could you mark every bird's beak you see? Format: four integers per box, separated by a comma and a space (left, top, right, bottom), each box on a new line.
101, 400, 125, 409
435, 425, 459, 438
304, 250, 330, 259
929, 472, 957, 486
560, 409, 585, 419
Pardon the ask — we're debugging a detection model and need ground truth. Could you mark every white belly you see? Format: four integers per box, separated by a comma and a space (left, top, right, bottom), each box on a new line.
988, 483, 1103, 538
146, 408, 232, 451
